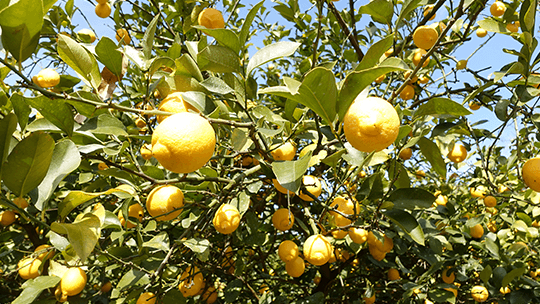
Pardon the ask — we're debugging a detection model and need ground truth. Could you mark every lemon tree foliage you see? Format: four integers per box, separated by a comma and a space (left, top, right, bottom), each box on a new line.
2, 0, 540, 302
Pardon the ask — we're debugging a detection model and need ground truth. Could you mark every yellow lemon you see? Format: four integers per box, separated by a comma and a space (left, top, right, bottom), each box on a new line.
273, 179, 295, 196
272, 208, 294, 231
115, 28, 131, 44
298, 175, 322, 201
471, 285, 489, 302
447, 143, 467, 163
140, 144, 152, 160
34, 244, 54, 260
399, 148, 413, 160
278, 240, 299, 262
198, 8, 225, 29
157, 92, 199, 123
363, 294, 376, 304
349, 227, 368, 244
506, 21, 519, 33
400, 84, 416, 100
202, 286, 218, 303
95, 3, 111, 18
152, 112, 216, 174
435, 194, 448, 206
343, 96, 400, 152
118, 204, 144, 228
303, 234, 333, 266
523, 157, 540, 191
500, 286, 510, 294
413, 25, 438, 50
470, 186, 487, 198
270, 142, 296, 161
34, 68, 60, 88
388, 268, 400, 281
416, 169, 426, 178
213, 204, 241, 234
456, 60, 467, 70
423, 5, 435, 20
490, 1, 506, 17
476, 28, 487, 37
178, 266, 204, 297
60, 267, 87, 296
0, 210, 16, 226
487, 221, 497, 233
483, 195, 497, 207
78, 29, 96, 43
18, 258, 41, 279
101, 281, 112, 293
285, 256, 305, 277
469, 101, 481, 110
470, 224, 484, 239
146, 185, 184, 221
98, 162, 109, 170
241, 155, 259, 167
412, 48, 430, 67
442, 267, 455, 284
329, 196, 355, 227
375, 74, 386, 83
418, 75, 430, 84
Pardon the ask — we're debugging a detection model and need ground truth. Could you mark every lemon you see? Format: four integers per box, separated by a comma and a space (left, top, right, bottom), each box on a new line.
413, 25, 438, 50
388, 268, 400, 281
471, 285, 489, 302
272, 208, 294, 231
60, 267, 87, 296
374, 74, 386, 83
456, 60, 467, 70
0, 210, 16, 226
137, 291, 157, 304
298, 175, 322, 201
343, 96, 400, 152
442, 267, 455, 284
101, 281, 112, 293
98, 162, 109, 170
303, 234, 332, 266
241, 155, 259, 167
202, 286, 218, 303
506, 21, 519, 33
418, 75, 430, 84
140, 144, 152, 160
470, 224, 484, 239
278, 240, 299, 262
416, 170, 426, 178
331, 229, 348, 239
358, 170, 367, 178
499, 286, 510, 294
349, 227, 368, 244
285, 256, 305, 277
119, 203, 144, 228
363, 294, 376, 304
115, 28, 131, 44
490, 1, 506, 17
329, 196, 355, 227
469, 101, 481, 110
156, 92, 199, 123
435, 194, 448, 206
400, 84, 416, 100
487, 221, 497, 233
270, 142, 296, 161
447, 143, 467, 163
412, 48, 429, 67
178, 266, 204, 297
423, 5, 435, 20
399, 148, 413, 160
198, 8, 225, 29
152, 112, 215, 174
18, 258, 41, 279
523, 157, 540, 191
78, 29, 96, 43
445, 286, 458, 297
476, 28, 487, 37
367, 231, 393, 253
146, 185, 184, 221
273, 179, 295, 196
483, 195, 497, 207
34, 68, 60, 88
470, 186, 487, 198
34, 244, 54, 260
213, 204, 241, 234
95, 3, 111, 18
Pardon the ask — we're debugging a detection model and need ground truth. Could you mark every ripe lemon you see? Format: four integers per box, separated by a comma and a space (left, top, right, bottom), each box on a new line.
490, 1, 506, 17
78, 29, 96, 43
241, 155, 259, 167
198, 8, 225, 29
202, 286, 218, 303
388, 268, 400, 281
523, 157, 540, 191
213, 204, 241, 234
151, 112, 216, 174
470, 186, 487, 198
95, 3, 111, 18
483, 195, 497, 207
119, 203, 144, 228
343, 96, 400, 152
303, 234, 333, 266
146, 185, 184, 221
272, 208, 294, 231
359, 170, 367, 178
140, 144, 152, 160
0, 210, 16, 226
456, 60, 468, 70
487, 221, 497, 233
423, 5, 435, 20
445, 286, 458, 297
18, 258, 41, 279
101, 281, 112, 293
367, 231, 393, 252
60, 267, 87, 296
331, 229, 348, 239
285, 256, 305, 277
384, 48, 394, 57
278, 240, 299, 262
298, 175, 322, 201
98, 162, 109, 170
470, 224, 484, 239
442, 267, 455, 284
34, 244, 54, 260
329, 196, 355, 227
137, 292, 156, 304
435, 194, 448, 206
471, 285, 489, 302
400, 84, 415, 100
363, 294, 376, 304
115, 29, 131, 44
476, 28, 487, 38
178, 266, 204, 297
399, 148, 413, 160
469, 101, 481, 110
447, 143, 467, 163
506, 21, 519, 33
412, 48, 429, 67
413, 25, 438, 50
270, 142, 296, 161
349, 227, 368, 244
416, 170, 426, 178
375, 74, 386, 83
273, 179, 295, 196
34, 68, 60, 88
404, 71, 419, 83
157, 92, 199, 123
418, 75, 430, 84
500, 286, 510, 294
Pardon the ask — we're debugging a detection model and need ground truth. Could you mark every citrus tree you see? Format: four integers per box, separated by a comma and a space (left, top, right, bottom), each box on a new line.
1, 0, 540, 303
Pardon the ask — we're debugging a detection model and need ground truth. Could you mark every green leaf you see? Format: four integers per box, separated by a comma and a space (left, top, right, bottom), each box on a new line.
183, 238, 210, 254
357, 34, 394, 71
414, 98, 472, 118
384, 209, 425, 245
0, 24, 39, 62
502, 267, 527, 288
143, 231, 170, 251
58, 185, 135, 219
12, 94, 74, 137
198, 45, 240, 73
272, 151, 312, 193
12, 276, 61, 304
239, 1, 264, 46
77, 114, 128, 136
200, 77, 234, 95
246, 41, 301, 76
116, 269, 150, 291
95, 37, 124, 77
193, 26, 240, 54
57, 34, 101, 90
495, 98, 510, 121
388, 188, 435, 209
176, 54, 203, 81
388, 159, 410, 189
396, 0, 424, 27
1, 132, 54, 197
142, 15, 160, 59
359, 0, 394, 25
50, 213, 101, 262
149, 57, 175, 76
479, 265, 492, 284
0, 113, 17, 176
520, 0, 537, 33
35, 139, 81, 211
296, 67, 338, 125
428, 289, 455, 304
124, 45, 150, 70
478, 19, 508, 33
418, 137, 446, 180
10, 92, 31, 130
